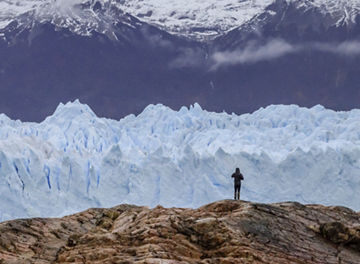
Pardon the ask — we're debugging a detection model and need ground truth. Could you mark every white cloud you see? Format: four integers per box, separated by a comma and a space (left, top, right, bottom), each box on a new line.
211, 39, 298, 70
140, 26, 173, 49
312, 41, 360, 55
169, 48, 205, 68
210, 39, 360, 70
50, 0, 84, 15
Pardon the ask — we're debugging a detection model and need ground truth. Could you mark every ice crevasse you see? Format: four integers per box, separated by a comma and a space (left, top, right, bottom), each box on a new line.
0, 99, 359, 221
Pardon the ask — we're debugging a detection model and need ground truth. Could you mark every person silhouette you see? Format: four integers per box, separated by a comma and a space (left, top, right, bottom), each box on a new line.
231, 168, 244, 200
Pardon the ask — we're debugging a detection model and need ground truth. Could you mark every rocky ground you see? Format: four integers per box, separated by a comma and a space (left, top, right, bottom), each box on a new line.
0, 200, 359, 263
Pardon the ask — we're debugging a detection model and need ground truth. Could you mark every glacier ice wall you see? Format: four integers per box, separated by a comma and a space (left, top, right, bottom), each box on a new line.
0, 100, 360, 221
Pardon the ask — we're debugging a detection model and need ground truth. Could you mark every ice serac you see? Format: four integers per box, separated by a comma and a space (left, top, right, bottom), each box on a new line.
0, 100, 360, 221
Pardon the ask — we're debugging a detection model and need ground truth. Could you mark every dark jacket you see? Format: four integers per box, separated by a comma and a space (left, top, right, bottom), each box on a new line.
232, 173, 244, 186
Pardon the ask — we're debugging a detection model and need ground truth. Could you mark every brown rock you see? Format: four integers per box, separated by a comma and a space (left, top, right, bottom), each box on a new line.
0, 200, 360, 263
319, 222, 360, 250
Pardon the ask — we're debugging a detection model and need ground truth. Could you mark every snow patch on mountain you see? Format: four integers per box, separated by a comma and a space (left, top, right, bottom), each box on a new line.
0, 100, 360, 221
0, 0, 141, 40
296, 0, 360, 26
119, 0, 274, 40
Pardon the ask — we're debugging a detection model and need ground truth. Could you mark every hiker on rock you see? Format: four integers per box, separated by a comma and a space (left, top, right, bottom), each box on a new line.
231, 168, 244, 200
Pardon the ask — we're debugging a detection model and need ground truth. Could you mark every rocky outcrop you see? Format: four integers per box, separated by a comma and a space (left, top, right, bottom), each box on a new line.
0, 200, 359, 263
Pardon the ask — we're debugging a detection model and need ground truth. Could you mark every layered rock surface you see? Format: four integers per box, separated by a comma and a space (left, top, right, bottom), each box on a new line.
0, 200, 359, 263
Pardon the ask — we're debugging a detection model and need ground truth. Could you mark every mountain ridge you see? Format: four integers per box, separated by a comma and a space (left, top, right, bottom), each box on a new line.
1, 0, 360, 41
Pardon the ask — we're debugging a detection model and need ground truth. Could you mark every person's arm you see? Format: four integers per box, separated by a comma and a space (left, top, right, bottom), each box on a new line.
231, 173, 234, 178
240, 174, 244, 180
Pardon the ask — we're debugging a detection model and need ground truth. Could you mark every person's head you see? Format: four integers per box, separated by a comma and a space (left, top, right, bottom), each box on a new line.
235, 168, 240, 174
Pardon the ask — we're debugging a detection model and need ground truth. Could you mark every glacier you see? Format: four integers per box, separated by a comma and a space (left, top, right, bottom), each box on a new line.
0, 100, 360, 221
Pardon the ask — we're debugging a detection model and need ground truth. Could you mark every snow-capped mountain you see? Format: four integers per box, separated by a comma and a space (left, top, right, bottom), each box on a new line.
0, 0, 147, 42
1, 0, 360, 41
1, 1, 360, 223
121, 0, 360, 40
1, 0, 360, 122
1, 100, 360, 221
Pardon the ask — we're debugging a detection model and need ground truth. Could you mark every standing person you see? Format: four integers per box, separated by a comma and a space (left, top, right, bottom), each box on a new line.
231, 168, 244, 200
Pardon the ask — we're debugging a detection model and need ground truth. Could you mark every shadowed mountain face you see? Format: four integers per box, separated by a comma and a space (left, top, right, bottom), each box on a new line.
208, 0, 360, 112
0, 19, 207, 121
1, 0, 360, 121
0, 200, 360, 263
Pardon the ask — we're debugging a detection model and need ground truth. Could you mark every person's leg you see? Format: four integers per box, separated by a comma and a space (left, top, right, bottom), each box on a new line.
238, 184, 241, 200
235, 185, 240, 200
234, 185, 237, 200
